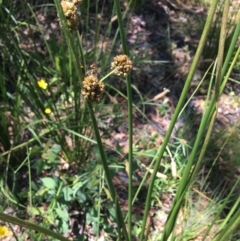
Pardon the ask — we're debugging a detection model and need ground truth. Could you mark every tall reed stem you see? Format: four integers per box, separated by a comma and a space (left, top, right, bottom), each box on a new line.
114, 1, 133, 240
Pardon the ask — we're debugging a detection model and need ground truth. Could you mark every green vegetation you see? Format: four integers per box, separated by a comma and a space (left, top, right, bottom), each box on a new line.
0, 0, 240, 240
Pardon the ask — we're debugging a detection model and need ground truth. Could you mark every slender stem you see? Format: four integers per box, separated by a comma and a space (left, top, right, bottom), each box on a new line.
202, 170, 240, 240
114, 1, 133, 240
0, 213, 70, 241
139, 0, 219, 239
126, 75, 133, 241
87, 102, 129, 241
114, 0, 128, 55
215, 0, 230, 100
220, 21, 240, 93
160, 1, 238, 239
100, 69, 116, 82
213, 202, 240, 241
189, 0, 231, 186
27, 149, 33, 208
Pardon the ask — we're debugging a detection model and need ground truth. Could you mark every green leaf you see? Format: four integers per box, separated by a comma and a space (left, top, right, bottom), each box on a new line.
35, 187, 49, 196
61, 220, 70, 233
34, 159, 45, 174
72, 179, 88, 196
41, 177, 56, 190
76, 191, 86, 203
55, 207, 69, 222
62, 187, 74, 202
47, 151, 58, 163
45, 212, 55, 225
51, 144, 61, 154
28, 206, 45, 216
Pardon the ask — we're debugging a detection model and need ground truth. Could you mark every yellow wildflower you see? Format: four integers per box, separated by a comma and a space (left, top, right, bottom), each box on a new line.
37, 78, 48, 90
0, 225, 11, 238
45, 108, 52, 114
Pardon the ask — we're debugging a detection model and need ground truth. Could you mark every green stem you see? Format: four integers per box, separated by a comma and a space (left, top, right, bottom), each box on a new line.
114, 1, 133, 240
220, 21, 240, 93
203, 178, 240, 241
160, 2, 240, 240
87, 102, 129, 241
126, 76, 133, 240
100, 69, 116, 82
0, 213, 70, 241
139, 0, 219, 239
215, 0, 230, 101
213, 203, 240, 241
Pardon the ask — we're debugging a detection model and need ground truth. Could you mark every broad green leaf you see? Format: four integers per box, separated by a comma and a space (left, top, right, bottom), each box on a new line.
35, 187, 49, 196
62, 187, 74, 201
41, 177, 56, 190
55, 207, 69, 222
28, 206, 45, 216
76, 191, 86, 203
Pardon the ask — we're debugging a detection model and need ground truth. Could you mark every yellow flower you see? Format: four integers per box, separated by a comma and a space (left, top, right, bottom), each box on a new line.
37, 78, 48, 90
45, 108, 52, 114
0, 225, 11, 238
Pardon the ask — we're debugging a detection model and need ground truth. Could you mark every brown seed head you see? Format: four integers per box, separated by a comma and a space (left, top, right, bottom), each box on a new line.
86, 63, 98, 76
72, 0, 82, 5
60, 0, 81, 31
111, 54, 132, 77
82, 75, 105, 103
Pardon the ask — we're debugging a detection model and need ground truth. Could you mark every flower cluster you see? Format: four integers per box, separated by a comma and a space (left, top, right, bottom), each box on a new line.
111, 54, 132, 77
60, 0, 82, 31
82, 75, 105, 103
86, 64, 98, 76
